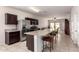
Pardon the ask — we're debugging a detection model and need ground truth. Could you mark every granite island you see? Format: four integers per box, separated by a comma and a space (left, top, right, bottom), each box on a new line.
24, 29, 53, 52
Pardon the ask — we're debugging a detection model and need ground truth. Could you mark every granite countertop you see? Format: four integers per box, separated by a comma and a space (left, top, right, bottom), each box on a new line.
5, 29, 20, 32
24, 29, 53, 36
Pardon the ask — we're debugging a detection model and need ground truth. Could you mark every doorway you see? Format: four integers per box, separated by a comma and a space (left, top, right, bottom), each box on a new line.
64, 19, 70, 35
49, 22, 60, 31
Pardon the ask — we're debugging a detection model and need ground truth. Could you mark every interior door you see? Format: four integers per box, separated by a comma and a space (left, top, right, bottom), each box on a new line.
65, 19, 70, 35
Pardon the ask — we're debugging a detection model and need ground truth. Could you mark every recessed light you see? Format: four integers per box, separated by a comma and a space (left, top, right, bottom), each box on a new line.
29, 7, 40, 13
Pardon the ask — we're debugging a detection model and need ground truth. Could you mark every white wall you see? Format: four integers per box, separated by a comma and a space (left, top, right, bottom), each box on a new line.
38, 18, 49, 28
70, 6, 79, 46
0, 6, 39, 44
38, 15, 70, 32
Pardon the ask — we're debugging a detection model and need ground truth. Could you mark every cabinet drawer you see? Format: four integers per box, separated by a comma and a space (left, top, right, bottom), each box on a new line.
9, 31, 20, 35
5, 31, 20, 45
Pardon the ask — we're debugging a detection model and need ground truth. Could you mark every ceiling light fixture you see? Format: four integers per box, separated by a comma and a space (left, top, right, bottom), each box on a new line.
29, 7, 40, 13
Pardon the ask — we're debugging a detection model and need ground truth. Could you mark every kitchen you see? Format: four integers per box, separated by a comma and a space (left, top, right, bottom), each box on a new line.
0, 6, 73, 52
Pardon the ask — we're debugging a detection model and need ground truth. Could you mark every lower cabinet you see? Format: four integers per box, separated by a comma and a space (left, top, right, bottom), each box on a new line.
26, 34, 34, 51
5, 31, 20, 45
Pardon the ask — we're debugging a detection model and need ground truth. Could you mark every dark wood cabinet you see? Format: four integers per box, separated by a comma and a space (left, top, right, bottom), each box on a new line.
5, 31, 20, 45
35, 20, 38, 25
5, 13, 18, 25
26, 34, 34, 51
25, 17, 38, 25
30, 20, 38, 25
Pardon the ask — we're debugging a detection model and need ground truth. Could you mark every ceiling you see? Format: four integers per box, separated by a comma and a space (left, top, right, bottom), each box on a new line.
11, 6, 72, 18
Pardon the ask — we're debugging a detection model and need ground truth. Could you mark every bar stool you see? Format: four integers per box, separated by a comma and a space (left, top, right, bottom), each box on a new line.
42, 35, 54, 52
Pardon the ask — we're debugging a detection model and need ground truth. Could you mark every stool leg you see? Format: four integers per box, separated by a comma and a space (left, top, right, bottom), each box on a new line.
55, 36, 56, 43
50, 42, 51, 52
42, 41, 44, 52
52, 41, 53, 49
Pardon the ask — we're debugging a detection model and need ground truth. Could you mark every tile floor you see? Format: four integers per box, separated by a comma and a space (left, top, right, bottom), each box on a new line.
0, 32, 79, 52
44, 32, 79, 52
0, 41, 30, 52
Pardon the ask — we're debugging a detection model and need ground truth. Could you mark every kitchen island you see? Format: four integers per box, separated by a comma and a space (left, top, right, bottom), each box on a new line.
24, 29, 53, 52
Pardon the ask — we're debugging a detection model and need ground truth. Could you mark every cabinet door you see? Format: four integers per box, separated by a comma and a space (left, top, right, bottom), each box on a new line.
11, 15, 17, 24
65, 19, 70, 35
9, 31, 20, 44
30, 20, 33, 25
26, 34, 34, 51
5, 13, 17, 24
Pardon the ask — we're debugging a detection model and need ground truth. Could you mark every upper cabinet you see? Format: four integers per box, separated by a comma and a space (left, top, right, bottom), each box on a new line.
25, 17, 38, 25
5, 13, 18, 25
30, 19, 38, 25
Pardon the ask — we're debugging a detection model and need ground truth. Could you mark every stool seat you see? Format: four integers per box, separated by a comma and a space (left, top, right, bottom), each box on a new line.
42, 35, 54, 52
42, 36, 53, 42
